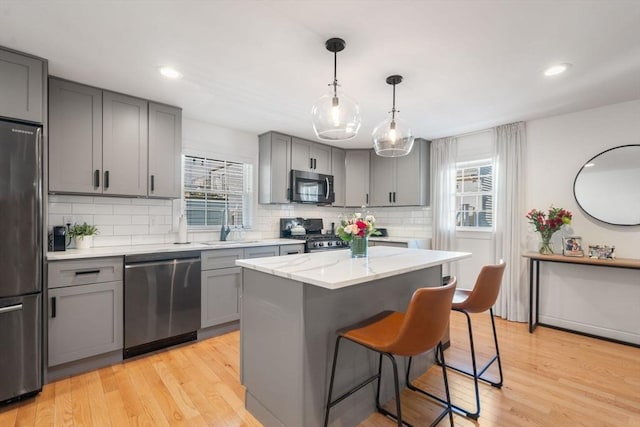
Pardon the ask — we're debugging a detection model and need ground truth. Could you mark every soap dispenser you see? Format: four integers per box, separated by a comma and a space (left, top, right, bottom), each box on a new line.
177, 214, 188, 244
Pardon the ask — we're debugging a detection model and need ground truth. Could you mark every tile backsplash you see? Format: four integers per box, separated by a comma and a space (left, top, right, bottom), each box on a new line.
48, 195, 175, 247
48, 195, 432, 248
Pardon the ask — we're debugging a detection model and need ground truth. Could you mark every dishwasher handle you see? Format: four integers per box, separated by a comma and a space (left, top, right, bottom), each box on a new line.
125, 257, 200, 269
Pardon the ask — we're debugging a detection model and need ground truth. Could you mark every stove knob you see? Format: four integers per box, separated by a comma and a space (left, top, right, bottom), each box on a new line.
327, 241, 333, 246
313, 242, 319, 248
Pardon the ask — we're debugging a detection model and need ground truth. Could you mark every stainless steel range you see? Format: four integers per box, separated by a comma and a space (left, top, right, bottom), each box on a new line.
280, 218, 348, 253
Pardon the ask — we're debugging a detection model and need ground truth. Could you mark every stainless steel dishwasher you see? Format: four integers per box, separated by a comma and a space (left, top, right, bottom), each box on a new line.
124, 251, 201, 358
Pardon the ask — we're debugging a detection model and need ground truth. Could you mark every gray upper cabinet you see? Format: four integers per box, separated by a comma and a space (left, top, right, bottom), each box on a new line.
0, 48, 44, 123
331, 147, 346, 207
148, 103, 182, 198
48, 78, 181, 198
369, 153, 394, 206
291, 137, 331, 175
369, 139, 430, 207
102, 91, 148, 197
259, 132, 291, 204
345, 150, 371, 207
49, 78, 103, 194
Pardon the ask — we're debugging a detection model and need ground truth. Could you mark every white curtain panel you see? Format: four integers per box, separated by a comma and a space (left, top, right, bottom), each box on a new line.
430, 137, 458, 277
493, 122, 527, 321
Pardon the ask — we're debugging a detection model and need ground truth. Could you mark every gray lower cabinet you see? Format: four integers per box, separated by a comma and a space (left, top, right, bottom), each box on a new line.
201, 267, 243, 328
369, 241, 408, 248
0, 48, 44, 123
47, 257, 124, 367
148, 102, 182, 198
259, 132, 291, 204
331, 147, 346, 207
244, 246, 280, 259
345, 150, 371, 207
279, 244, 305, 255
201, 249, 244, 328
48, 281, 123, 367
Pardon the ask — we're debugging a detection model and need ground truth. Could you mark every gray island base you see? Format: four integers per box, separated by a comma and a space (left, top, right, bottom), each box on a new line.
237, 247, 471, 427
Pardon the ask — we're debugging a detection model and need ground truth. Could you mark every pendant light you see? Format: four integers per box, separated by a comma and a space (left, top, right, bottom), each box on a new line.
372, 75, 414, 157
311, 38, 361, 141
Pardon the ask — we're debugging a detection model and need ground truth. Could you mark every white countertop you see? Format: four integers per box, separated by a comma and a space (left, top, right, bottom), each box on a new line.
235, 246, 471, 290
46, 239, 303, 261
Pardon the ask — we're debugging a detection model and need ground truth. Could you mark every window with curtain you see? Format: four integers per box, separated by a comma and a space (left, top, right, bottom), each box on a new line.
455, 159, 494, 230
183, 155, 252, 228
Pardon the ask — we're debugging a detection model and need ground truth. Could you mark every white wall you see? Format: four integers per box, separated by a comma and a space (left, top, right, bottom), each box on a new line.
526, 99, 640, 257
525, 99, 640, 343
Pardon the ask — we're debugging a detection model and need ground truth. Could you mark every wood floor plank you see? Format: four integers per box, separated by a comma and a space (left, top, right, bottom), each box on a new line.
2, 314, 639, 426
33, 380, 55, 426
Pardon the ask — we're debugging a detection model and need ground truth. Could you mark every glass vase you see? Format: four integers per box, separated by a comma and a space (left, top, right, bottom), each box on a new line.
350, 236, 368, 258
539, 235, 553, 255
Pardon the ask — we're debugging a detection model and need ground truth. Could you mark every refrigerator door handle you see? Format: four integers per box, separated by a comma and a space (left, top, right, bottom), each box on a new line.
0, 304, 23, 315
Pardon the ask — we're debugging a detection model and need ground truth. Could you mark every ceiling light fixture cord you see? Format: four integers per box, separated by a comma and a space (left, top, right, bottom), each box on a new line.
332, 49, 339, 103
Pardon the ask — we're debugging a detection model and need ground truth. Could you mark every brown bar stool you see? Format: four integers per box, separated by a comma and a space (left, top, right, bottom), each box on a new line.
323, 279, 457, 427
422, 261, 506, 419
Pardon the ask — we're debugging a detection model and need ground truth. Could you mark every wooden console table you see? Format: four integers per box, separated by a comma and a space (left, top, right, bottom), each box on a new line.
522, 252, 640, 342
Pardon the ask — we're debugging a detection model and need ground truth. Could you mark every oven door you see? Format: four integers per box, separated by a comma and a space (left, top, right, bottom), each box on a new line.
290, 170, 335, 204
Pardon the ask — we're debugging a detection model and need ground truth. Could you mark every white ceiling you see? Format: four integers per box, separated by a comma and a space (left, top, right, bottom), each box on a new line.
2, 0, 639, 148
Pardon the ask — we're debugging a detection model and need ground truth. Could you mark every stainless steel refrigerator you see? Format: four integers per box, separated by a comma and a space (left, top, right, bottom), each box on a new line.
0, 119, 42, 403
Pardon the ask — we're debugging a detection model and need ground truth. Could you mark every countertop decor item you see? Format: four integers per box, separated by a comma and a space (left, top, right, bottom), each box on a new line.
311, 37, 361, 141
68, 222, 99, 249
588, 245, 616, 259
337, 210, 380, 258
562, 236, 584, 257
526, 207, 572, 255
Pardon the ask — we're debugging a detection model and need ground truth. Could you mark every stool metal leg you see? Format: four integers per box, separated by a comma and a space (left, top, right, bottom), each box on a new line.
374, 353, 404, 427
324, 338, 399, 426
405, 343, 454, 427
435, 308, 504, 419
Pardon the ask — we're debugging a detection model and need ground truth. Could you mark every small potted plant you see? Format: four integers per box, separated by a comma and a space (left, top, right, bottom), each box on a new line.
68, 222, 99, 249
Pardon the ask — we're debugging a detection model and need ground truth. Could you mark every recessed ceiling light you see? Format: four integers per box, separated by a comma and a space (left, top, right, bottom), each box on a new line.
158, 66, 183, 79
544, 63, 571, 77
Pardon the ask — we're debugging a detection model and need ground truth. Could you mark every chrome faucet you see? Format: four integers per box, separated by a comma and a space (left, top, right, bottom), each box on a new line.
220, 207, 231, 241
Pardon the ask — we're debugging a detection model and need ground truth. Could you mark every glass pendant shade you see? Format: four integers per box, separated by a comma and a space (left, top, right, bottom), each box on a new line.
312, 90, 361, 141
372, 74, 414, 157
372, 114, 415, 157
312, 37, 361, 141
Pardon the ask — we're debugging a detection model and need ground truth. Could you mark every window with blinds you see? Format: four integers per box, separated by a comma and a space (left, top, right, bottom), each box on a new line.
183, 155, 252, 228
455, 160, 494, 230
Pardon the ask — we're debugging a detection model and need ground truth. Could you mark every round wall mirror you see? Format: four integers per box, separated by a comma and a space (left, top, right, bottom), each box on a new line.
573, 144, 640, 226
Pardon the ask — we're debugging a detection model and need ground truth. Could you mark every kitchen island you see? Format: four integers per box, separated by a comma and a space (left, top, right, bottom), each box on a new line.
236, 246, 471, 427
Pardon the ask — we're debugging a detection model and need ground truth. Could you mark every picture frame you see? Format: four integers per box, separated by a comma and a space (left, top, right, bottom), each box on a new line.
563, 236, 584, 257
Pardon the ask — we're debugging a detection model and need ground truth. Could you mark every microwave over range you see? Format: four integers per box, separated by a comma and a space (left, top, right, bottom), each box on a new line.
289, 170, 335, 204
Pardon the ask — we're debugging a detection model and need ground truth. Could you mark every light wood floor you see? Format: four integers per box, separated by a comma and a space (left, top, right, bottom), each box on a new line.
1, 314, 639, 426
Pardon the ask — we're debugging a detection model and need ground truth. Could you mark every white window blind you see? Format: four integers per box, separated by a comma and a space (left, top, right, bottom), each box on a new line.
183, 155, 252, 228
455, 160, 494, 230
